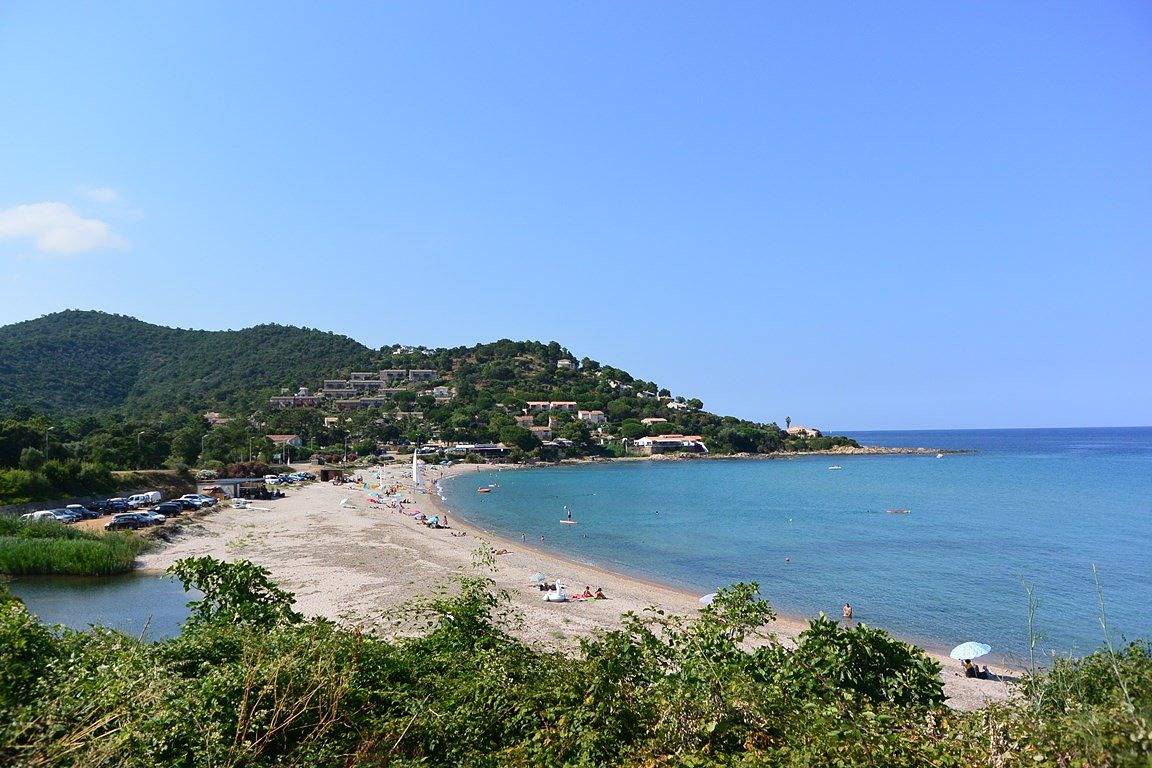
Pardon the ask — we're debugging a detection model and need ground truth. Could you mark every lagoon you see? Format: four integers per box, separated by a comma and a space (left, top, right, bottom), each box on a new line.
8, 573, 194, 640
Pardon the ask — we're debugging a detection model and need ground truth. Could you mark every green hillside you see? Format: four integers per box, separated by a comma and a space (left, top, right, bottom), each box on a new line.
0, 310, 376, 415
0, 312, 858, 503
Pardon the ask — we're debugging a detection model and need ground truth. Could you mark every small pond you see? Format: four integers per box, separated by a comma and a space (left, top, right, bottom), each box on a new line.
8, 573, 197, 640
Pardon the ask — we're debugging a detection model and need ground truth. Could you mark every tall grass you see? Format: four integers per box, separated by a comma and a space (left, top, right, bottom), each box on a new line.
0, 518, 149, 576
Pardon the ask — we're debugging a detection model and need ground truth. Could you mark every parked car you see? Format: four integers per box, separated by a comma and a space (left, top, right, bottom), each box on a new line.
105, 512, 151, 531
65, 504, 101, 520
150, 501, 184, 517
264, 475, 282, 485
20, 510, 62, 522
44, 508, 82, 523
85, 500, 117, 515
179, 494, 217, 507
137, 509, 167, 524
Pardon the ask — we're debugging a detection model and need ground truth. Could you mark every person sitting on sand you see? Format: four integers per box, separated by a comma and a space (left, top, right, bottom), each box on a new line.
962, 659, 977, 678
581, 586, 593, 599
594, 587, 606, 600
842, 603, 853, 620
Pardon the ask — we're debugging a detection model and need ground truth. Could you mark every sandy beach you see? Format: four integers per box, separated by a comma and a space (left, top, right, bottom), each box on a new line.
139, 461, 1017, 711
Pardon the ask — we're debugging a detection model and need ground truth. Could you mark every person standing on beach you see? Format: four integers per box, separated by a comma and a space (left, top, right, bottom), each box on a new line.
842, 603, 853, 620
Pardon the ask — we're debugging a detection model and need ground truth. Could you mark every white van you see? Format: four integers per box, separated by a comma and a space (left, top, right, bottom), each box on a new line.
127, 492, 161, 508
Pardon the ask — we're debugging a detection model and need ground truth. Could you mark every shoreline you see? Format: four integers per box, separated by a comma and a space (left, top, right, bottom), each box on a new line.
422, 464, 1009, 663
135, 460, 1017, 711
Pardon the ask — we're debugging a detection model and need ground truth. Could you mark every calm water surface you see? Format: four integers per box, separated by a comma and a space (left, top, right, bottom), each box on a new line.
9, 574, 194, 640
442, 427, 1152, 663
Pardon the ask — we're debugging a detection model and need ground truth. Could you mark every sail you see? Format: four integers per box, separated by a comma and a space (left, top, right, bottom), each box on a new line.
412, 446, 424, 493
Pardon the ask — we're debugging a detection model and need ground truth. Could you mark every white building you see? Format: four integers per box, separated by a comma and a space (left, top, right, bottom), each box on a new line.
633, 434, 707, 455
578, 409, 607, 425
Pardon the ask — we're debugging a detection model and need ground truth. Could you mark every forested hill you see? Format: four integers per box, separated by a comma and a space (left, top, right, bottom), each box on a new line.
0, 311, 375, 415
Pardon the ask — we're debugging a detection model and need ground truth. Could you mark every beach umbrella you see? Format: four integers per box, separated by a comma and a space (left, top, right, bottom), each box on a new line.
699, 593, 717, 606
529, 572, 547, 584
949, 641, 991, 660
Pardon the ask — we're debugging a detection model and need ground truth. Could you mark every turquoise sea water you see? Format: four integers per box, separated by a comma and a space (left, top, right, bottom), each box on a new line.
441, 427, 1152, 663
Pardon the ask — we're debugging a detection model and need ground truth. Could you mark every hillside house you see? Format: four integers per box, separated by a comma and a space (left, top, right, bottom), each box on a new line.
633, 434, 707, 455
269, 388, 324, 409
578, 410, 607, 425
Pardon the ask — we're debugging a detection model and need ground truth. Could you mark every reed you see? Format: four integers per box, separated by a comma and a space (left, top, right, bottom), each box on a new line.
0, 520, 149, 576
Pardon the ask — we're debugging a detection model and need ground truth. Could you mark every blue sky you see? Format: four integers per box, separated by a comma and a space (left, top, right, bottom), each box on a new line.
1, 2, 1149, 429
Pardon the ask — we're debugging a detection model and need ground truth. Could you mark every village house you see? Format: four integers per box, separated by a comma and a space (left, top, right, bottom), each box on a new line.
550, 401, 578, 412
641, 417, 668, 425
514, 414, 535, 428
786, 426, 823, 438
431, 385, 453, 400
408, 369, 437, 382
529, 425, 553, 441
633, 434, 707, 455
269, 387, 325, 409
666, 401, 690, 411
578, 409, 607, 425
266, 434, 304, 448
556, 358, 575, 370
204, 411, 233, 426
526, 401, 551, 412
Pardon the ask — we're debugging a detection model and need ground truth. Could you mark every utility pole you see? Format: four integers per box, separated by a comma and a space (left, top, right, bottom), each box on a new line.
44, 426, 55, 455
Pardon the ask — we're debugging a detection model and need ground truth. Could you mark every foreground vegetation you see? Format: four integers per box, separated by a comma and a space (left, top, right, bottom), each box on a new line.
0, 556, 1148, 767
0, 518, 149, 576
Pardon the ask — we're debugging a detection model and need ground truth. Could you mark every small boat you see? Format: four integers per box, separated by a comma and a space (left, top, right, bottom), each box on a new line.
886, 508, 910, 515
828, 465, 843, 471
477, 487, 491, 494
936, 453, 944, 459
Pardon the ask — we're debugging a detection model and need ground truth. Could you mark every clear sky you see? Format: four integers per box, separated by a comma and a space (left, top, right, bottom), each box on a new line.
1, 2, 1149, 430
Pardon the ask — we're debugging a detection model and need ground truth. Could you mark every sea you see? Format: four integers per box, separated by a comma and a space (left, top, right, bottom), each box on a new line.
441, 427, 1152, 664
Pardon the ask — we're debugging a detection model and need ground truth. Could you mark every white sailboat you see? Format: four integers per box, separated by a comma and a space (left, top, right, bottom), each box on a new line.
412, 446, 425, 494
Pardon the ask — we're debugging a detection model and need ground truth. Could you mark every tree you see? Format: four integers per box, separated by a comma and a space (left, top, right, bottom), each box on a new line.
168, 556, 302, 629
619, 421, 647, 440
499, 426, 540, 452
18, 447, 44, 471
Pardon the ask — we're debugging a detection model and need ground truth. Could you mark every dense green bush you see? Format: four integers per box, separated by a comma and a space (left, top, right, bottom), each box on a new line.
0, 556, 1147, 767
0, 460, 115, 505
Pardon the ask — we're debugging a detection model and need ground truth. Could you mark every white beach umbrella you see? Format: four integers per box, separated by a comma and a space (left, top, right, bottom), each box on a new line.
699, 593, 717, 606
949, 641, 991, 660
529, 572, 547, 584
